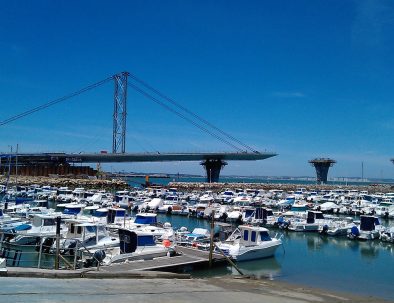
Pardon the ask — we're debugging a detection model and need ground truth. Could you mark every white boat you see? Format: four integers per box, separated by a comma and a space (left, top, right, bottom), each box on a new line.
57, 220, 119, 254
288, 211, 327, 232
103, 228, 172, 265
380, 227, 394, 243
347, 215, 383, 240
320, 217, 355, 237
216, 225, 282, 261
138, 197, 163, 212
176, 228, 210, 248
117, 213, 174, 241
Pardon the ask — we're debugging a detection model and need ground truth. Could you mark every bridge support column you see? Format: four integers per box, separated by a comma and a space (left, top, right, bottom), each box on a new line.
113, 71, 129, 154
309, 158, 336, 184
201, 159, 227, 183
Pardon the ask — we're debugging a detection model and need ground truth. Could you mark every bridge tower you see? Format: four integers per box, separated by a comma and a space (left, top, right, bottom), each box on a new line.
309, 158, 336, 184
113, 72, 129, 154
201, 159, 227, 183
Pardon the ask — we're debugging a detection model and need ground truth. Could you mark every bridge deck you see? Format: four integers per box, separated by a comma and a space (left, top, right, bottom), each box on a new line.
0, 152, 277, 164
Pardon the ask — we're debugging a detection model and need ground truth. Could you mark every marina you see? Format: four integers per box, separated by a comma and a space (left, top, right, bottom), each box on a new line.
0, 179, 393, 300
2, 1, 394, 302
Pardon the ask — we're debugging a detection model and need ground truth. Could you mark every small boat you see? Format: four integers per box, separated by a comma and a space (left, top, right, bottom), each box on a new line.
347, 215, 383, 240
8, 214, 65, 245
380, 227, 394, 243
216, 225, 282, 261
288, 211, 327, 232
57, 220, 119, 254
176, 228, 210, 248
102, 228, 172, 265
320, 217, 355, 237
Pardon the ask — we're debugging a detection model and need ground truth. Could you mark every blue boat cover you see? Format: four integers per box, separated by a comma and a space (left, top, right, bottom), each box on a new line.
134, 215, 157, 225
14, 224, 32, 231
63, 207, 81, 215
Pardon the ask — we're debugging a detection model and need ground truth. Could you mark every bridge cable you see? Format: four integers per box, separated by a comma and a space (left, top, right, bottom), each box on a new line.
127, 82, 245, 153
0, 76, 113, 127
128, 73, 259, 153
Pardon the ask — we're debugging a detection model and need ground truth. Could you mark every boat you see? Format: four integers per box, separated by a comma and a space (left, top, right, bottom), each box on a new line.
102, 228, 172, 265
319, 217, 355, 237
380, 227, 394, 243
216, 225, 282, 261
288, 211, 327, 232
115, 213, 174, 241
176, 228, 210, 248
347, 215, 383, 240
57, 220, 119, 254
7, 214, 65, 245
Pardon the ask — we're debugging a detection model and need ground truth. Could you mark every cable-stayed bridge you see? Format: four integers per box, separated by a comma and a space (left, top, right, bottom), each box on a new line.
0, 72, 276, 182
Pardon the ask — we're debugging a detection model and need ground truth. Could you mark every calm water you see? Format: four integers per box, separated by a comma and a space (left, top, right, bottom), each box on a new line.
155, 214, 394, 301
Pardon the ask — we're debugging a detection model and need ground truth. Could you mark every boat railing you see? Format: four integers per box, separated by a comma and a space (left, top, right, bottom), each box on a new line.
0, 234, 103, 270
0, 238, 74, 269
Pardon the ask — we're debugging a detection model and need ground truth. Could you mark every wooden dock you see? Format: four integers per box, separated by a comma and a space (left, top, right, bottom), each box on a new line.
100, 246, 228, 273
1, 246, 229, 278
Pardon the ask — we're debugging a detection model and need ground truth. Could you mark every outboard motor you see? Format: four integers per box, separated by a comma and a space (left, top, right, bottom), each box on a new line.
93, 250, 106, 262
84, 250, 106, 268
320, 224, 329, 235
348, 226, 360, 240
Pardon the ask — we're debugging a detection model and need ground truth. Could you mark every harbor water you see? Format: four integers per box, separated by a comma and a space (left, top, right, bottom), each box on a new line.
155, 213, 394, 301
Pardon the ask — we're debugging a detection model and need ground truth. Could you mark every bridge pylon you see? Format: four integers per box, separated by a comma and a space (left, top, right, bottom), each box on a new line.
201, 159, 227, 183
113, 72, 129, 154
309, 158, 336, 184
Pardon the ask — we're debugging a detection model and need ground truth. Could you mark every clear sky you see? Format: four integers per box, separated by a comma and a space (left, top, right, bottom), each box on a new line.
1, 1, 394, 179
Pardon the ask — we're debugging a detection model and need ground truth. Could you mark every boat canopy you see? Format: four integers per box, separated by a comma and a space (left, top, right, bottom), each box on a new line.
134, 214, 157, 225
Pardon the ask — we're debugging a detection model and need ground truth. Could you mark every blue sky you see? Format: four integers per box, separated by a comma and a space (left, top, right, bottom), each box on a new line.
1, 1, 394, 178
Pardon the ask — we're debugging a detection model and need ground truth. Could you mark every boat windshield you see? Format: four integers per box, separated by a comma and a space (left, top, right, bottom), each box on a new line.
260, 231, 271, 241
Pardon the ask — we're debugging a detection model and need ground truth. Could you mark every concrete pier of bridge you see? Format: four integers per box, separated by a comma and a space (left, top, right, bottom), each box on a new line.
0, 152, 277, 182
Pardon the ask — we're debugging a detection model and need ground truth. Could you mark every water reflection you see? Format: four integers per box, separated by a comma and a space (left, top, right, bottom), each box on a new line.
234, 257, 282, 280
282, 230, 389, 261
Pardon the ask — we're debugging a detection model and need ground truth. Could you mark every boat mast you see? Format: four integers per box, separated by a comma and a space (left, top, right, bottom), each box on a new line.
5, 145, 12, 192
15, 144, 18, 188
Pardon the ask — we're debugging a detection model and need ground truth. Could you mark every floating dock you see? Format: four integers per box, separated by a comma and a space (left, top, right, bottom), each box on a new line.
0, 247, 228, 278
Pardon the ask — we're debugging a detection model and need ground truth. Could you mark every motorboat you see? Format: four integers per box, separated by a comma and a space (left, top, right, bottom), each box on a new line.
319, 217, 355, 237
102, 228, 173, 265
7, 214, 67, 246
117, 213, 174, 241
347, 215, 384, 240
57, 220, 119, 254
216, 225, 282, 261
288, 211, 327, 232
380, 227, 394, 243
176, 228, 210, 248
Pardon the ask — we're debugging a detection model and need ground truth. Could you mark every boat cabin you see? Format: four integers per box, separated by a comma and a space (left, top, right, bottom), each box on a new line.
238, 225, 272, 246
107, 207, 126, 225
118, 229, 157, 254
306, 211, 324, 224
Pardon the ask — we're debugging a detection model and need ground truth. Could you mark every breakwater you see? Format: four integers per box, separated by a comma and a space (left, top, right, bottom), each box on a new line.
0, 176, 130, 191
168, 181, 394, 194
